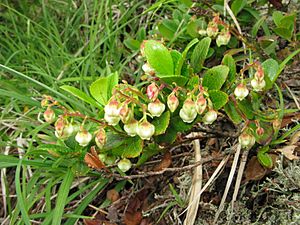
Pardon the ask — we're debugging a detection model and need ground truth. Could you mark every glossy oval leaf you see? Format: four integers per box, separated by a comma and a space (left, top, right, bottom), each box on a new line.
111, 136, 143, 158
202, 65, 229, 90
152, 111, 170, 135
143, 40, 174, 76
191, 37, 211, 73
262, 58, 279, 89
208, 90, 228, 110
60, 85, 102, 109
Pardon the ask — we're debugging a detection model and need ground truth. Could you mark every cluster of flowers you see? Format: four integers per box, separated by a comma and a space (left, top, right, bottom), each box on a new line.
234, 62, 266, 101
198, 15, 231, 47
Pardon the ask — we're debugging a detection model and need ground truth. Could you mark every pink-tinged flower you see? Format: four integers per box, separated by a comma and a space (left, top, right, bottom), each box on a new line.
179, 98, 197, 123
238, 132, 256, 149
95, 128, 106, 149
43, 107, 55, 123
124, 119, 138, 137
146, 82, 159, 101
75, 129, 92, 147
254, 67, 264, 81
167, 93, 179, 112
216, 29, 231, 47
119, 103, 132, 124
206, 22, 218, 37
117, 158, 132, 172
148, 99, 165, 117
104, 98, 120, 117
251, 78, 266, 92
234, 83, 249, 101
195, 94, 207, 115
203, 109, 218, 124
137, 119, 155, 140
55, 117, 65, 136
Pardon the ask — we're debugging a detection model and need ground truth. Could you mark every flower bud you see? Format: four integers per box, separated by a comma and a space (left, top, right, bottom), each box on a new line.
142, 63, 155, 76
251, 78, 266, 92
206, 22, 218, 37
44, 107, 55, 123
238, 132, 256, 149
234, 83, 249, 101
198, 29, 207, 36
167, 93, 179, 112
119, 103, 132, 124
179, 98, 197, 123
117, 158, 132, 172
195, 95, 207, 115
137, 119, 155, 140
203, 109, 218, 124
254, 67, 264, 81
146, 82, 159, 101
148, 99, 165, 117
124, 119, 138, 137
256, 127, 264, 136
75, 129, 92, 147
55, 117, 66, 137
41, 99, 49, 107
95, 128, 106, 149
216, 29, 231, 47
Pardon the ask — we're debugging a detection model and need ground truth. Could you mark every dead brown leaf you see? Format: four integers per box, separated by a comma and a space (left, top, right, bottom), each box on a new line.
106, 189, 120, 203
280, 112, 300, 128
153, 151, 172, 171
276, 145, 300, 160
290, 131, 300, 145
245, 156, 267, 181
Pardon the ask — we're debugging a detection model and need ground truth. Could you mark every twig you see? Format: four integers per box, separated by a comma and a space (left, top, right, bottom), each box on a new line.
214, 144, 241, 224
113, 156, 218, 180
179, 155, 230, 217
184, 133, 202, 225
228, 147, 249, 224
284, 82, 300, 110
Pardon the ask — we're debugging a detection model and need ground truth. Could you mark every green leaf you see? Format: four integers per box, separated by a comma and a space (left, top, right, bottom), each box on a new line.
152, 111, 170, 135
186, 18, 206, 38
272, 11, 284, 27
202, 65, 229, 90
38, 144, 79, 157
144, 40, 174, 75
52, 169, 74, 225
222, 54, 236, 83
191, 37, 211, 73
231, 0, 247, 15
89, 72, 118, 106
160, 75, 189, 86
251, 16, 267, 37
124, 38, 141, 51
136, 144, 160, 166
175, 38, 199, 75
158, 20, 178, 40
261, 58, 279, 89
238, 99, 254, 120
60, 85, 102, 109
111, 136, 143, 158
208, 90, 228, 110
257, 147, 273, 168
224, 101, 243, 124
273, 27, 293, 41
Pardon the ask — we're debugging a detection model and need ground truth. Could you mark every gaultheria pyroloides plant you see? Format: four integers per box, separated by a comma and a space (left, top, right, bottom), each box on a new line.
39, 18, 287, 171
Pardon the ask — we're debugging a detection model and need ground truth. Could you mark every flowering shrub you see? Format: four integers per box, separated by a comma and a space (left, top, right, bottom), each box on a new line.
40, 22, 290, 172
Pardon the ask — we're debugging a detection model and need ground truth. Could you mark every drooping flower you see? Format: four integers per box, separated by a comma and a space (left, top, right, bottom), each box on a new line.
75, 129, 92, 147
234, 83, 249, 101
148, 99, 165, 117
238, 132, 256, 149
95, 128, 106, 149
195, 94, 207, 115
146, 82, 159, 101
117, 158, 132, 172
124, 119, 138, 137
137, 118, 155, 140
167, 92, 179, 113
203, 109, 218, 124
216, 29, 231, 47
43, 107, 55, 123
179, 98, 197, 123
